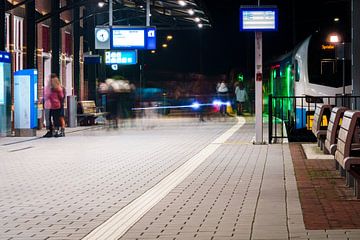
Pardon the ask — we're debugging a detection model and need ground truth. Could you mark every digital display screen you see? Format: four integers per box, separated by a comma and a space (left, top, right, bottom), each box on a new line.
240, 7, 278, 31
105, 50, 138, 65
112, 29, 145, 48
111, 27, 157, 50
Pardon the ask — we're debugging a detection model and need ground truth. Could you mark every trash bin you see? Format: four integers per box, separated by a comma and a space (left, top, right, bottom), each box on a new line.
67, 96, 77, 128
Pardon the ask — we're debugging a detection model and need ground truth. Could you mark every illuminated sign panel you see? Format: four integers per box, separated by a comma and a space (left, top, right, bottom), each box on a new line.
111, 27, 156, 50
240, 7, 278, 31
112, 29, 145, 48
322, 44, 335, 50
0, 52, 10, 105
105, 50, 137, 65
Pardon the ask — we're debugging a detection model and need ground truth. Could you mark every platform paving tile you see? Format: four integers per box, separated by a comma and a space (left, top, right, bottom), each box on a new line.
0, 120, 236, 240
120, 119, 360, 240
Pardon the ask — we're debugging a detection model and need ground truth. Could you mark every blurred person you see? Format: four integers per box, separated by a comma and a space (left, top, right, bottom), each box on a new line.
216, 80, 229, 116
58, 84, 66, 137
235, 82, 248, 116
44, 74, 64, 137
43, 76, 52, 137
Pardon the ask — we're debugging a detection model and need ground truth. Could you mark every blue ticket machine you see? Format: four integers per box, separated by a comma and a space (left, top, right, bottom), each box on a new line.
0, 52, 11, 136
14, 69, 38, 137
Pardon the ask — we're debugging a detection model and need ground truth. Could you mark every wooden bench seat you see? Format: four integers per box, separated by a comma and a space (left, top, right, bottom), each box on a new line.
77, 101, 108, 126
334, 110, 360, 198
324, 107, 348, 155
312, 104, 332, 150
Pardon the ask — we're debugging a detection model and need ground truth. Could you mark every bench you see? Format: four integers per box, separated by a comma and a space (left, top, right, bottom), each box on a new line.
334, 110, 360, 198
312, 104, 332, 150
324, 107, 348, 155
77, 101, 108, 126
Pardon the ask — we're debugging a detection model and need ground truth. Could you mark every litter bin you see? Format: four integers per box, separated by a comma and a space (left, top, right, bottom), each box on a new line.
67, 96, 77, 128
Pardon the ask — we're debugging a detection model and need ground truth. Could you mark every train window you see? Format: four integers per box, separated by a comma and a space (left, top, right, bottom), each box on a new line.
294, 60, 300, 82
321, 60, 335, 75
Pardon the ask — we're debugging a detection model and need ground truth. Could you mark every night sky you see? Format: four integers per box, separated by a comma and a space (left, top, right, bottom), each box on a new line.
146, 0, 351, 79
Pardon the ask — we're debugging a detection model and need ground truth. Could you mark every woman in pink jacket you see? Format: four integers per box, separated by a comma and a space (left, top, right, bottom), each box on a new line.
43, 74, 64, 137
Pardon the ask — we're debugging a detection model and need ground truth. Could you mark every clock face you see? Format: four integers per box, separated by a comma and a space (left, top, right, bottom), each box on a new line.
96, 29, 110, 42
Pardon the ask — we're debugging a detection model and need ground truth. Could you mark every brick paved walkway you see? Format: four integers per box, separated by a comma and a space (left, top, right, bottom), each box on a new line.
290, 143, 360, 230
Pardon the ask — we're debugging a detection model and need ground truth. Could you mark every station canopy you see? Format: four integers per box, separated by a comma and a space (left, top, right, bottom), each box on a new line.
5, 0, 211, 30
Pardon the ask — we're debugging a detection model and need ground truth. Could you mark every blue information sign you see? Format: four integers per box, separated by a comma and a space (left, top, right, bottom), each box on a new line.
105, 50, 138, 65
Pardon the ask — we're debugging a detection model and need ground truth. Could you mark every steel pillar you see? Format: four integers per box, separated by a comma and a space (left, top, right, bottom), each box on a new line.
352, 0, 360, 108
0, 0, 5, 51
73, 2, 80, 97
51, 0, 60, 76
26, 0, 36, 69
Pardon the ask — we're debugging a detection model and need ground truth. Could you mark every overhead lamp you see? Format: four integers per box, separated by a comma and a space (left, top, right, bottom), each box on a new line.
334, 17, 340, 22
194, 17, 200, 23
188, 9, 195, 15
151, 50, 156, 54
98, 2, 105, 8
166, 35, 173, 41
162, 43, 168, 48
198, 23, 203, 28
178, 0, 187, 6
329, 34, 340, 43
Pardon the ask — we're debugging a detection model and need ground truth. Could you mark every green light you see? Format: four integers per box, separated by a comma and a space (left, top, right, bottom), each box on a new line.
237, 73, 244, 82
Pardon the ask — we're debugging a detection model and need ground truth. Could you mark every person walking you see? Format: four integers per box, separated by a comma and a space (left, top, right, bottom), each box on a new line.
44, 74, 64, 137
235, 82, 248, 115
216, 80, 229, 116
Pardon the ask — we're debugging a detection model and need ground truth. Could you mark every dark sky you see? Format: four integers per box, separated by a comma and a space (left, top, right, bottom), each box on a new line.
146, 0, 351, 78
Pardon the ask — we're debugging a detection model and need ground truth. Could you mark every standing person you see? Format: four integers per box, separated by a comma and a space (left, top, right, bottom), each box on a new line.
44, 74, 64, 137
235, 82, 248, 115
58, 84, 66, 137
216, 80, 229, 116
43, 76, 52, 137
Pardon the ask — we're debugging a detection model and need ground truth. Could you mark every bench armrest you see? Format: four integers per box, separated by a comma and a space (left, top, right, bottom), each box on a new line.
344, 156, 360, 170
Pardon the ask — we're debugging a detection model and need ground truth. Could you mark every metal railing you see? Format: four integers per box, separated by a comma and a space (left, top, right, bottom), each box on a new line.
268, 94, 360, 143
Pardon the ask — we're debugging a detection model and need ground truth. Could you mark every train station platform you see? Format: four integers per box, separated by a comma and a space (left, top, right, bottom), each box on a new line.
1, 116, 360, 240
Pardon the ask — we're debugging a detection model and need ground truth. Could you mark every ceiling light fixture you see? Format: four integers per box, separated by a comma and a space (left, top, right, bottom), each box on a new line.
178, 1, 187, 7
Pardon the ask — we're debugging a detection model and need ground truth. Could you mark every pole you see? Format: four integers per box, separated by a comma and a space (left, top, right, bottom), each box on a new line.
109, 0, 113, 26
255, 32, 263, 144
0, 0, 5, 51
342, 43, 346, 96
26, 0, 36, 69
352, 0, 360, 108
146, 0, 150, 26
51, 0, 60, 76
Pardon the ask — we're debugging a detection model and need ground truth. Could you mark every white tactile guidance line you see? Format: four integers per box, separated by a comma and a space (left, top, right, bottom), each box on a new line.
82, 117, 246, 240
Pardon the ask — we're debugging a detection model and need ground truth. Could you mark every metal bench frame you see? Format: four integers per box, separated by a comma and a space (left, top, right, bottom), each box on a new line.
77, 101, 108, 126
334, 110, 360, 198
324, 107, 348, 155
312, 104, 332, 150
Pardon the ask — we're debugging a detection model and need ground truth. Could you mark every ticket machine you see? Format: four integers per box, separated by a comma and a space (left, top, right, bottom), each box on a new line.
0, 52, 11, 136
14, 69, 38, 137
